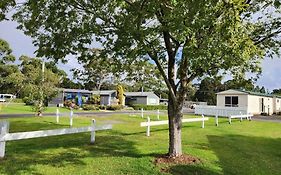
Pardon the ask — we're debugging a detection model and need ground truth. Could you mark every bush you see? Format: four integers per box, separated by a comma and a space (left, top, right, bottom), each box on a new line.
82, 104, 98, 111
23, 97, 34, 106
131, 104, 167, 110
64, 100, 73, 108
87, 94, 100, 105
64, 100, 79, 109
106, 105, 123, 111
11, 98, 24, 103
99, 105, 107, 110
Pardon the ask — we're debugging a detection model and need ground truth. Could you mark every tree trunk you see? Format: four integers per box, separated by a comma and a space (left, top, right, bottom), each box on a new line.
168, 99, 183, 157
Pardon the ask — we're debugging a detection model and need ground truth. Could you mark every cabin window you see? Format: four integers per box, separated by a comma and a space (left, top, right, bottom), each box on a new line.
225, 96, 238, 107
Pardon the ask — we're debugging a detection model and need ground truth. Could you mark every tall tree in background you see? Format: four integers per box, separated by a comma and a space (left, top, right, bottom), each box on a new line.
72, 49, 118, 91
194, 77, 223, 105
125, 60, 166, 92
0, 38, 22, 95
223, 78, 255, 91
4, 0, 281, 157
5, 56, 61, 115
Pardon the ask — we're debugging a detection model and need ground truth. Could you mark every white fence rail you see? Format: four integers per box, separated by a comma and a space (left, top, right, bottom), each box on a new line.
195, 105, 248, 117
0, 119, 112, 158
140, 115, 209, 136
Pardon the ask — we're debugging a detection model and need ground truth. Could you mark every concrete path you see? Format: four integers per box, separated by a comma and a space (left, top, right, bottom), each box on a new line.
252, 115, 281, 123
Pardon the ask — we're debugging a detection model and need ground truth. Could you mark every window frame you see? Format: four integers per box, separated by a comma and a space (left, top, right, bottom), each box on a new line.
225, 96, 239, 107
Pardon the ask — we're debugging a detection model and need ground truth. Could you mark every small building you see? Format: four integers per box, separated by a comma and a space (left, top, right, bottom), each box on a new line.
216, 89, 281, 115
125, 92, 160, 105
92, 90, 117, 106
49, 88, 93, 106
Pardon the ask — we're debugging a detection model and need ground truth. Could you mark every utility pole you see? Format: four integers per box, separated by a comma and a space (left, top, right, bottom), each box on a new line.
38, 60, 45, 116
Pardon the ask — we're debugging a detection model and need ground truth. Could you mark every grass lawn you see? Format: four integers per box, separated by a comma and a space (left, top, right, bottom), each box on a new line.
0, 103, 73, 114
0, 114, 281, 175
0, 103, 91, 114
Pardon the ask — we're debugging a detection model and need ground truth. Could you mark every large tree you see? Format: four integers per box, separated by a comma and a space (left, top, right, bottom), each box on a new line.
4, 0, 281, 157
0, 38, 22, 95
72, 48, 119, 90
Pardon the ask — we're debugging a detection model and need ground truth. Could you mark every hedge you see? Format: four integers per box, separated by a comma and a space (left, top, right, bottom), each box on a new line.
106, 105, 123, 111
131, 104, 167, 110
82, 104, 98, 111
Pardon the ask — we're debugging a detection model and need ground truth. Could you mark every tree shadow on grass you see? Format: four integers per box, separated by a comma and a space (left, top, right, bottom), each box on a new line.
0, 128, 155, 175
207, 135, 281, 175
169, 164, 219, 175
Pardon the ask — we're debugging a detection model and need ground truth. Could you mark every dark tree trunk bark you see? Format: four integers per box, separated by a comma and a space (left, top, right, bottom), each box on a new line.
168, 96, 184, 157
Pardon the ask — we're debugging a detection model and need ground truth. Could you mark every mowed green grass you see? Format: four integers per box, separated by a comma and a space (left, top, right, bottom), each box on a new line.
0, 114, 281, 175
0, 103, 71, 114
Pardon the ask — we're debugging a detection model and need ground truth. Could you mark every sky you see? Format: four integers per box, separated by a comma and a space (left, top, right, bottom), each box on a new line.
1, 20, 281, 91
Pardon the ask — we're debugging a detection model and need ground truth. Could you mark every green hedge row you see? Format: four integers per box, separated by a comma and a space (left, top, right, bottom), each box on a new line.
131, 104, 167, 110
82, 104, 123, 111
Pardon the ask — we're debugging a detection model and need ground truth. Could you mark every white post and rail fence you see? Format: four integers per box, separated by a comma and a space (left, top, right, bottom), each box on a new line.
140, 115, 209, 136
0, 119, 112, 158
195, 105, 252, 126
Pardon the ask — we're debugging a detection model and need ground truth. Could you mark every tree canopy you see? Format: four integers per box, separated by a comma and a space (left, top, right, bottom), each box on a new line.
2, 0, 281, 157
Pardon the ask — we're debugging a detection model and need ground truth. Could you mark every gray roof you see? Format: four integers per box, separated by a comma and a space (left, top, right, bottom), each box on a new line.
218, 89, 281, 98
92, 90, 116, 96
125, 92, 159, 98
62, 88, 93, 94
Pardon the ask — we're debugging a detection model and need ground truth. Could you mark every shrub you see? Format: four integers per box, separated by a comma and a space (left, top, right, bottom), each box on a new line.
99, 105, 107, 110
82, 104, 97, 111
107, 105, 123, 111
64, 100, 79, 109
11, 98, 24, 103
23, 97, 34, 106
64, 100, 73, 108
87, 94, 100, 105
131, 104, 167, 110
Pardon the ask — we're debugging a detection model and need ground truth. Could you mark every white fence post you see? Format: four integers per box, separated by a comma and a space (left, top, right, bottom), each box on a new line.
0, 121, 9, 158
201, 114, 205, 128
56, 108, 60, 123
228, 116, 232, 124
70, 109, 73, 127
215, 115, 218, 126
157, 110, 160, 120
146, 117, 150, 137
240, 112, 242, 122
141, 108, 144, 118
91, 119, 96, 144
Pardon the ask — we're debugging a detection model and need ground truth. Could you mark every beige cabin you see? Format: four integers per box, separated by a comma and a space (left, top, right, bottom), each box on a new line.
216, 89, 281, 115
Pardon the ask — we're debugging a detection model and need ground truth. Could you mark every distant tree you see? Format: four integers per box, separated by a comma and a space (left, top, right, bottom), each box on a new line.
72, 49, 119, 91
60, 77, 84, 89
272, 89, 281, 95
260, 86, 266, 94
18, 56, 60, 115
194, 77, 223, 105
223, 79, 255, 91
124, 61, 166, 93
0, 38, 21, 95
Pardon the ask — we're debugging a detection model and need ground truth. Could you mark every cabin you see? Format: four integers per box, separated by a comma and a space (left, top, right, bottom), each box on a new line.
216, 89, 281, 115
125, 92, 160, 105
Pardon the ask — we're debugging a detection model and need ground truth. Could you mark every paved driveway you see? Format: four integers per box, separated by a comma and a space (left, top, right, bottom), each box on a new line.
252, 115, 281, 123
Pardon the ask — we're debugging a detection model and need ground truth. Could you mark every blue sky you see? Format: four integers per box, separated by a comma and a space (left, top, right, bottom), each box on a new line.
1, 20, 281, 91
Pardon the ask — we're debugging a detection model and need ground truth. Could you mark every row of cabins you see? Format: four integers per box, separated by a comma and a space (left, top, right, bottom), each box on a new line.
50, 88, 160, 106
216, 89, 281, 115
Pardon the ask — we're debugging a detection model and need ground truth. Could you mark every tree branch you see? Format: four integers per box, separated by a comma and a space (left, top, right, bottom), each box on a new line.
254, 29, 281, 45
